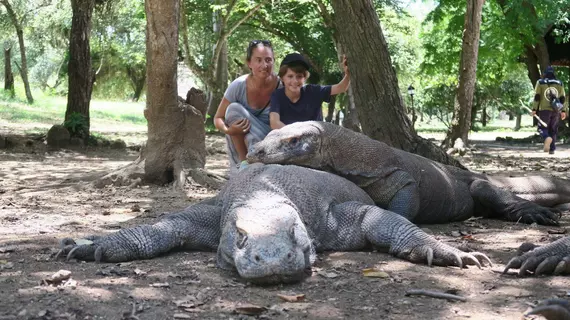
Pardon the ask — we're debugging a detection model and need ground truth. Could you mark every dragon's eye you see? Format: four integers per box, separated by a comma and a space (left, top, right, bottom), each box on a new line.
289, 137, 299, 145
236, 229, 248, 249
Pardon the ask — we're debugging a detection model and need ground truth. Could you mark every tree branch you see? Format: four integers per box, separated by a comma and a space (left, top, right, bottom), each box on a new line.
210, 0, 268, 73
179, 0, 210, 87
0, 0, 23, 32
314, 0, 333, 29
221, 0, 237, 28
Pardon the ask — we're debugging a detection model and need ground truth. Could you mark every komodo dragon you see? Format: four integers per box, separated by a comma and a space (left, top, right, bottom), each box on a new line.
56, 164, 490, 284
248, 121, 568, 226
248, 122, 570, 276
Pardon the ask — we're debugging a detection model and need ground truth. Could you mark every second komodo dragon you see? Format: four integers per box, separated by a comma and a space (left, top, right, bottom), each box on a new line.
248, 122, 570, 276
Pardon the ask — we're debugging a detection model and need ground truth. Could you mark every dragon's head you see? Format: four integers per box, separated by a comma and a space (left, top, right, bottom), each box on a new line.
217, 200, 315, 284
247, 121, 327, 169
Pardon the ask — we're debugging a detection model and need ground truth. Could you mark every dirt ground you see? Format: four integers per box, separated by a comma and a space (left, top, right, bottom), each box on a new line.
1, 127, 570, 320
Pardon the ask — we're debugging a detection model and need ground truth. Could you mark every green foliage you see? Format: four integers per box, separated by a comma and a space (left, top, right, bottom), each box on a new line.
63, 112, 88, 136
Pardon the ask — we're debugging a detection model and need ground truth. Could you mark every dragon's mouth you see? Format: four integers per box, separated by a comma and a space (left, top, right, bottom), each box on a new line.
242, 268, 311, 285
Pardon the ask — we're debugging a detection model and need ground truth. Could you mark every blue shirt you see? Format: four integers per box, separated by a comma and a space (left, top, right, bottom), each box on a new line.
269, 84, 332, 125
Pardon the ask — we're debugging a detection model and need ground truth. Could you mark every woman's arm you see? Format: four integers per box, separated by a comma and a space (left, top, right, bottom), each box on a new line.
214, 97, 250, 135
331, 56, 350, 96
270, 112, 286, 129
214, 97, 232, 134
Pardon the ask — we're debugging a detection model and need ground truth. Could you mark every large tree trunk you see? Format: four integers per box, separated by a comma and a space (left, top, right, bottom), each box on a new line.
314, 0, 361, 131
4, 45, 14, 97
445, 0, 484, 148
1, 0, 33, 103
143, 0, 207, 186
65, 0, 95, 141
330, 0, 464, 168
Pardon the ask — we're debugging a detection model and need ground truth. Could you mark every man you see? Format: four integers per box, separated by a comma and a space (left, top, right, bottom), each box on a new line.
532, 66, 567, 154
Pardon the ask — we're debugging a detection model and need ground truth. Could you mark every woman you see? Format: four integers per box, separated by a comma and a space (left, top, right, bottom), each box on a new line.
214, 40, 280, 174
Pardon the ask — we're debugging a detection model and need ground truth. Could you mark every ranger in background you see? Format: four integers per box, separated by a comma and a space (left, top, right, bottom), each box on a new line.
531, 66, 567, 155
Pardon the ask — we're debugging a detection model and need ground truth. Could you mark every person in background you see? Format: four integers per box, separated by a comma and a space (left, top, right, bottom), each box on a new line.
531, 66, 567, 155
269, 53, 350, 129
214, 40, 281, 173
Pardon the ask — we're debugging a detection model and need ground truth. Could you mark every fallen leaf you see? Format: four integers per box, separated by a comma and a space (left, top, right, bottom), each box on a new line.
362, 268, 389, 278
234, 305, 267, 315
42, 270, 72, 286
173, 313, 193, 319
277, 294, 306, 302
150, 282, 170, 288
133, 268, 147, 276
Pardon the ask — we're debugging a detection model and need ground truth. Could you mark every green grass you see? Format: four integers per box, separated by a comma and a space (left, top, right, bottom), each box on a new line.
0, 88, 146, 126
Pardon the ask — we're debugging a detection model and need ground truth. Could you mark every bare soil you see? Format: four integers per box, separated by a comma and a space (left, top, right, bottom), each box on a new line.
1, 128, 570, 320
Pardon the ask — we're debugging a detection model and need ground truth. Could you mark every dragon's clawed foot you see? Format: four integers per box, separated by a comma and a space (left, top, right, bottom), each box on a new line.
504, 238, 570, 276
54, 237, 106, 262
512, 206, 561, 226
525, 298, 570, 319
398, 243, 492, 269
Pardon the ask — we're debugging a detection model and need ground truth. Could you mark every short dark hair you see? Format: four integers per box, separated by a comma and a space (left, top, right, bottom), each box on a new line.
278, 64, 309, 78
246, 40, 272, 61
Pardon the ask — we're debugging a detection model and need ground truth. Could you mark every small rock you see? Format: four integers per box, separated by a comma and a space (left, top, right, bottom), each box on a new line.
110, 139, 127, 150
46, 125, 70, 149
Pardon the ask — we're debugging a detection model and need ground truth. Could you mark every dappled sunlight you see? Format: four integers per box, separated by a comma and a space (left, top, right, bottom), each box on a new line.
128, 286, 171, 300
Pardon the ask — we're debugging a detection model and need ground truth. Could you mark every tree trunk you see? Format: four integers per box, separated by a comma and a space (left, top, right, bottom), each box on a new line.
481, 106, 487, 127
330, 0, 464, 168
0, 0, 33, 103
325, 95, 336, 122
144, 0, 207, 185
4, 45, 14, 97
514, 113, 522, 131
445, 0, 485, 148
205, 39, 228, 126
126, 65, 146, 102
65, 0, 95, 141
523, 45, 541, 85
314, 1, 360, 131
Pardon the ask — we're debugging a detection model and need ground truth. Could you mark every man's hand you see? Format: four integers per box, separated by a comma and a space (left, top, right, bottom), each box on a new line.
531, 110, 536, 117
226, 119, 251, 135
562, 112, 567, 120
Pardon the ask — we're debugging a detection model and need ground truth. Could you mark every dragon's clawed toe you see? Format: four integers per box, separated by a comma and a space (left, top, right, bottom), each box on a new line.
54, 238, 103, 262
504, 251, 570, 276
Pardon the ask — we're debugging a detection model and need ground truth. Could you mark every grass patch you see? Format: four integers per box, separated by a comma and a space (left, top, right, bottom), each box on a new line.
0, 89, 146, 126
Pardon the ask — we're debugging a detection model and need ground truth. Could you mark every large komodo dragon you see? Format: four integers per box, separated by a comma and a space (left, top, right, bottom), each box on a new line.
247, 121, 570, 276
56, 164, 490, 284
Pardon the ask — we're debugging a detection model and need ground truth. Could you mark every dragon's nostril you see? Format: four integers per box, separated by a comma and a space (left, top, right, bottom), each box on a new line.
255, 255, 260, 262
287, 253, 292, 259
